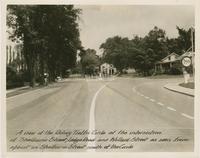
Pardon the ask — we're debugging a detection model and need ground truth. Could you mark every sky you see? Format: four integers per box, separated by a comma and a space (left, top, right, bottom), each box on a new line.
76, 5, 194, 55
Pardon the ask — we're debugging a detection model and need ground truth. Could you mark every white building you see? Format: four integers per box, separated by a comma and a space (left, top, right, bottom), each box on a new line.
100, 63, 117, 76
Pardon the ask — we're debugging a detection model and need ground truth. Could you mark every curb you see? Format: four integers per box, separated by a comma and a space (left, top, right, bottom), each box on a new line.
6, 86, 30, 94
164, 83, 194, 97
6, 83, 50, 98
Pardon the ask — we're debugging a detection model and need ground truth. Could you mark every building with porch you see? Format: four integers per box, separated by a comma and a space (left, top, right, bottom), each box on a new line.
155, 53, 180, 74
100, 63, 117, 76
155, 49, 194, 75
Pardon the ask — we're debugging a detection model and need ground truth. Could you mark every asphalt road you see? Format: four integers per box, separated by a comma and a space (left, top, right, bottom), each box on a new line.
6, 77, 194, 152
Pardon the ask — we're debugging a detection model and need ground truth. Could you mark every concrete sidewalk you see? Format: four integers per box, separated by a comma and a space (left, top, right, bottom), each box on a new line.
164, 83, 194, 97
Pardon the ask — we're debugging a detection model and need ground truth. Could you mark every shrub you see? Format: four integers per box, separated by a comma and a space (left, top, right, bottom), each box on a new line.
168, 67, 182, 75
6, 66, 24, 89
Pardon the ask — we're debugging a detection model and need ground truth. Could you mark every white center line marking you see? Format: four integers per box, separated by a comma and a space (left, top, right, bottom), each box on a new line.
132, 88, 136, 92
87, 84, 107, 152
157, 102, 164, 106
167, 106, 176, 111
150, 99, 155, 102
145, 96, 149, 99
181, 113, 194, 120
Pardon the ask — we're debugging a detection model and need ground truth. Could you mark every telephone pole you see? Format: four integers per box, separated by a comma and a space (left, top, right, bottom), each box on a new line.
191, 27, 195, 78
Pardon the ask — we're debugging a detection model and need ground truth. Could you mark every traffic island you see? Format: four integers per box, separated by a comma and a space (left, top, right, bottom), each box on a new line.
164, 83, 194, 97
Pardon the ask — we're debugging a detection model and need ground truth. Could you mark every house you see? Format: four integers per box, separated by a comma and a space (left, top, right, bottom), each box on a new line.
155, 48, 194, 74
155, 52, 180, 74
100, 63, 117, 76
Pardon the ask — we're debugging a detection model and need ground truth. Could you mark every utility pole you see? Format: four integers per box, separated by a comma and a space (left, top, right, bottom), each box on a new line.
191, 27, 195, 78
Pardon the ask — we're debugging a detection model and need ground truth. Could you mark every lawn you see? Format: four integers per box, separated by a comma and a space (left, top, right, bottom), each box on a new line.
147, 74, 184, 79
119, 73, 183, 79
179, 82, 194, 89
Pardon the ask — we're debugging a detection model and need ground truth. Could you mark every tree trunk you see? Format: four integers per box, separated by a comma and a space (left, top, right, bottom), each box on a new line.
39, 58, 45, 85
29, 58, 36, 87
23, 35, 36, 87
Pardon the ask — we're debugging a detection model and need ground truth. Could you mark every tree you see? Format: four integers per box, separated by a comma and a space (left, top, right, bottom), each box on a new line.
7, 6, 39, 86
99, 26, 194, 76
7, 5, 82, 86
176, 26, 194, 52
129, 26, 169, 75
100, 36, 131, 72
166, 38, 182, 55
81, 49, 100, 75
142, 26, 168, 61
38, 6, 82, 80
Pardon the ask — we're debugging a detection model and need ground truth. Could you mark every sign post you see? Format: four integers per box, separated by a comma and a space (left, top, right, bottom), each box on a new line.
191, 27, 195, 78
182, 57, 192, 67
182, 56, 192, 84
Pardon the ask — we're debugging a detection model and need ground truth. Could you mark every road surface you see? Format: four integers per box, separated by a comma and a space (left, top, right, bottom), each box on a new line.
6, 77, 194, 152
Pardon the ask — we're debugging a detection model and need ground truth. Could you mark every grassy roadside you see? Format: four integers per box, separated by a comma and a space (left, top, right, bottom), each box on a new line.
147, 74, 183, 79
179, 82, 194, 89
118, 73, 183, 79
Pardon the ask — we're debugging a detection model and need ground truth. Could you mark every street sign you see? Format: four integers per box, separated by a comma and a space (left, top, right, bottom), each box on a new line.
182, 56, 192, 67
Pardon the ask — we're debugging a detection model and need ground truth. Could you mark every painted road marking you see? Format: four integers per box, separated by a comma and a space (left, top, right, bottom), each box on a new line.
150, 99, 155, 102
181, 113, 194, 120
132, 87, 136, 93
167, 106, 176, 111
86, 78, 115, 82
87, 84, 107, 152
157, 102, 164, 106
132, 86, 194, 120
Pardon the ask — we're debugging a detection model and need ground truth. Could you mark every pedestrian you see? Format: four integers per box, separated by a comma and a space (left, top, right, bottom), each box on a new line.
44, 73, 49, 86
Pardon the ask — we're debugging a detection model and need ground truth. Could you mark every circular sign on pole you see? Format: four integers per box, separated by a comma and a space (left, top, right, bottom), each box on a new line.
182, 56, 192, 67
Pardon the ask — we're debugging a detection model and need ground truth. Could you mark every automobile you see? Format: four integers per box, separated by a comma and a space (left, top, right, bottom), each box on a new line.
56, 76, 62, 81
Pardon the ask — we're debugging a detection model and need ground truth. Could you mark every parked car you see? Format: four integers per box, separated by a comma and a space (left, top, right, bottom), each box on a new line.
56, 76, 62, 81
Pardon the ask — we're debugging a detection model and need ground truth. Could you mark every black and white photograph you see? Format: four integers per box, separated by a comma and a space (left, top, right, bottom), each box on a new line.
1, 1, 199, 156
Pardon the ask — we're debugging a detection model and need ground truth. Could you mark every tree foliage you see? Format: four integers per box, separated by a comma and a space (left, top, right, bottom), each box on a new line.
80, 49, 100, 75
100, 26, 194, 76
176, 26, 194, 52
7, 5, 82, 86
100, 36, 133, 72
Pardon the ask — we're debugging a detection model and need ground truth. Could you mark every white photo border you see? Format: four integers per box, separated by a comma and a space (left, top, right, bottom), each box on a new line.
1, 0, 200, 158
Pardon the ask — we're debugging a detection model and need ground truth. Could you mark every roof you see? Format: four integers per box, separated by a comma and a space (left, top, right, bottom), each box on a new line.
156, 50, 195, 65
100, 63, 115, 69
101, 62, 112, 66
177, 51, 194, 60
156, 52, 180, 64
160, 52, 179, 62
